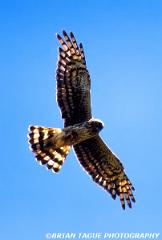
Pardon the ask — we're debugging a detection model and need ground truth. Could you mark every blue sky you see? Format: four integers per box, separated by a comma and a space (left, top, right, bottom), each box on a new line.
1, 0, 162, 239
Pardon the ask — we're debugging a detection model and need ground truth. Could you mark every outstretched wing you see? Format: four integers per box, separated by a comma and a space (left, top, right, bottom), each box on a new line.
56, 31, 92, 127
74, 136, 135, 209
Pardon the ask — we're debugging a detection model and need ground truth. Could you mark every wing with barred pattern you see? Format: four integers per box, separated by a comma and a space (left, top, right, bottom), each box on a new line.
56, 31, 92, 127
56, 31, 136, 209
74, 136, 136, 209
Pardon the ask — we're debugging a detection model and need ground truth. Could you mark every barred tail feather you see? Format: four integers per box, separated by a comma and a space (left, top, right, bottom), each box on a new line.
28, 125, 70, 172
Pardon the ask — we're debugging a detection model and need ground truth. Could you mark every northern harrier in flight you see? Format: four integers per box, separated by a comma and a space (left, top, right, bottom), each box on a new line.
28, 30, 135, 209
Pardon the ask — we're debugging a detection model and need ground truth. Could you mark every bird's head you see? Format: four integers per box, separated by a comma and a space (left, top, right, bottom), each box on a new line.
88, 118, 104, 134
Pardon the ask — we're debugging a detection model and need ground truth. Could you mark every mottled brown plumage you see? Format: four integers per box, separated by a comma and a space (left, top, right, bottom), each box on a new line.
56, 31, 91, 127
28, 30, 136, 210
74, 137, 135, 209
55, 31, 135, 209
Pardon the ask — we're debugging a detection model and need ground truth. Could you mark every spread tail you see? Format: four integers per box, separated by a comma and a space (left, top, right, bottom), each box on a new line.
28, 125, 70, 172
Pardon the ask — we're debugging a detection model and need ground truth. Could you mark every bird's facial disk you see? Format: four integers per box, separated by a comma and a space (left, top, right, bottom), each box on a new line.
88, 119, 104, 133
95, 120, 104, 132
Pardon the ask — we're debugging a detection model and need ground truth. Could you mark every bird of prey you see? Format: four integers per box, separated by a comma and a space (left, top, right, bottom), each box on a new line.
28, 30, 135, 209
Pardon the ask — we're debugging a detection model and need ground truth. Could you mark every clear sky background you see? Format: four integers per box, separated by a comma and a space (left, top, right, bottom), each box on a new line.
1, 0, 162, 239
